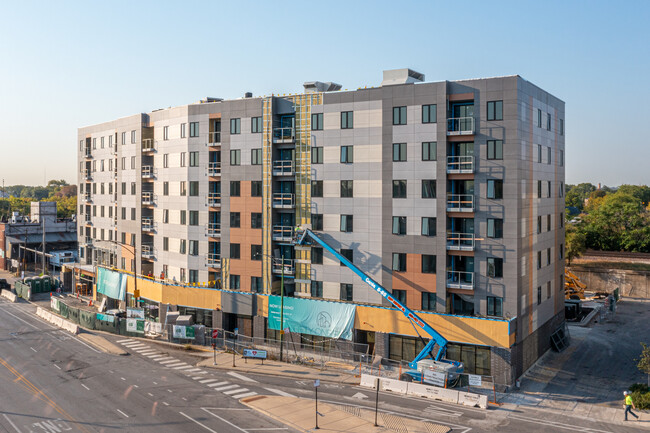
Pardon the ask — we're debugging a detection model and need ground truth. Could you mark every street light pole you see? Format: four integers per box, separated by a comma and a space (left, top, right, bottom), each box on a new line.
280, 258, 284, 362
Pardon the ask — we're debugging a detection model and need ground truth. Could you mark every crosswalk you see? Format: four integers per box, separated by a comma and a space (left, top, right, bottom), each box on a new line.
116, 338, 259, 399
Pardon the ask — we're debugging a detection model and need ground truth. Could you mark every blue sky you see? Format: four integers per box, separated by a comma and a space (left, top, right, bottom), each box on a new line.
0, 0, 648, 186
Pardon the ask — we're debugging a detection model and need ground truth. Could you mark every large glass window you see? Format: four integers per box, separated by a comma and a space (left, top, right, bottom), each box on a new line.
487, 257, 503, 278
421, 217, 436, 236
340, 180, 353, 198
392, 289, 406, 304
487, 296, 503, 317
311, 281, 323, 298
230, 149, 241, 166
393, 106, 407, 125
189, 181, 199, 196
230, 212, 241, 228
311, 113, 323, 131
421, 293, 436, 311
392, 216, 406, 235
340, 111, 353, 129
393, 180, 407, 198
422, 104, 437, 124
311, 247, 323, 265
340, 215, 353, 232
251, 212, 262, 229
251, 181, 262, 197
422, 254, 436, 273
311, 180, 323, 197
446, 343, 491, 375
392, 253, 406, 272
230, 118, 241, 134
251, 149, 262, 165
251, 117, 262, 133
340, 283, 353, 301
230, 243, 240, 259
487, 179, 503, 199
487, 218, 503, 238
230, 181, 240, 197
422, 142, 437, 161
312, 214, 323, 231
189, 151, 199, 167
487, 100, 503, 121
393, 143, 406, 162
189, 122, 199, 137
487, 140, 503, 160
189, 210, 199, 226
340, 146, 353, 163
421, 180, 436, 198
311, 147, 323, 164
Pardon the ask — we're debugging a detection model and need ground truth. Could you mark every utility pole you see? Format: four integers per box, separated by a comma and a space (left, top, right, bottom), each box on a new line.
280, 257, 285, 362
42, 211, 46, 275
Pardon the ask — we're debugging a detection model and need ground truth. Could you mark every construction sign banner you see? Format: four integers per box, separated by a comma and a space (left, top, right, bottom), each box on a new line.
172, 325, 195, 339
97, 267, 127, 301
126, 318, 144, 334
268, 296, 356, 341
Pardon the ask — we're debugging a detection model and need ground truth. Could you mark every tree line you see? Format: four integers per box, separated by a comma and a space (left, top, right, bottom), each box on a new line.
0, 179, 77, 221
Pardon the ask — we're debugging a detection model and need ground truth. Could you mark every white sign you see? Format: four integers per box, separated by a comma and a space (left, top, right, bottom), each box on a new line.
314, 379, 320, 388
468, 374, 482, 387
243, 349, 267, 359
127, 308, 145, 319
126, 318, 138, 333
50, 297, 59, 312
423, 369, 446, 387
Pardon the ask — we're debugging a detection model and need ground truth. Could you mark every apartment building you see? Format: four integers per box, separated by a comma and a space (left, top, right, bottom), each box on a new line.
78, 69, 565, 383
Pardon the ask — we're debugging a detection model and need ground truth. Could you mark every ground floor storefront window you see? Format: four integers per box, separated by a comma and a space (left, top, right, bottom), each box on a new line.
446, 343, 491, 375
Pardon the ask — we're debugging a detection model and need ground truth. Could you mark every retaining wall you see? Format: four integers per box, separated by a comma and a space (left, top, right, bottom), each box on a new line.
569, 266, 650, 298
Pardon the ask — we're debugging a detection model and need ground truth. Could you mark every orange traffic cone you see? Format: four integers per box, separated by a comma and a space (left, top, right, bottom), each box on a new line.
88, 299, 93, 307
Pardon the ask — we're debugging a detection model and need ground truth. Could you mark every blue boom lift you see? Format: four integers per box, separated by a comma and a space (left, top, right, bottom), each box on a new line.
294, 228, 463, 384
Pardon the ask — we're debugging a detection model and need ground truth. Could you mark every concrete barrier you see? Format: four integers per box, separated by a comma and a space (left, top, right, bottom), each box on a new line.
360, 374, 379, 389
457, 391, 489, 408
380, 378, 408, 394
36, 307, 79, 335
408, 382, 460, 404
1, 289, 17, 302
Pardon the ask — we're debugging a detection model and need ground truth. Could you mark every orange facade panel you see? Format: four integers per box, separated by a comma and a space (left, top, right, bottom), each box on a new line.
392, 254, 436, 310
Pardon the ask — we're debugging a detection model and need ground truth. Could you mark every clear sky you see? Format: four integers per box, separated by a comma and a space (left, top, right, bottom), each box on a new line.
0, 0, 648, 187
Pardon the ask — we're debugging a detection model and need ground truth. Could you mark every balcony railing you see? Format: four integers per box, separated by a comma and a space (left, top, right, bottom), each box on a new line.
272, 160, 294, 176
141, 245, 154, 259
273, 127, 295, 143
208, 132, 221, 145
208, 162, 221, 176
84, 237, 93, 246
84, 149, 92, 158
446, 271, 474, 290
82, 169, 92, 180
84, 217, 92, 225
207, 223, 221, 237
272, 225, 294, 242
207, 253, 221, 268
272, 258, 295, 275
141, 165, 155, 179
142, 139, 155, 152
207, 192, 221, 207
447, 117, 475, 136
83, 194, 92, 203
447, 194, 474, 212
142, 218, 154, 232
272, 193, 295, 208
446, 232, 475, 251
142, 192, 154, 205
447, 156, 474, 174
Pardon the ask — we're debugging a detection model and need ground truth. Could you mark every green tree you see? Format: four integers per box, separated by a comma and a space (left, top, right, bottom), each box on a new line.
582, 193, 645, 251
565, 183, 596, 211
565, 225, 586, 265
618, 185, 650, 207
637, 342, 650, 387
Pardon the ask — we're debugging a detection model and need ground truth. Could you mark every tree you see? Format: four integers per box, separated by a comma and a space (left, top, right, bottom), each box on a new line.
637, 342, 650, 387
565, 225, 586, 265
565, 183, 596, 211
581, 193, 645, 251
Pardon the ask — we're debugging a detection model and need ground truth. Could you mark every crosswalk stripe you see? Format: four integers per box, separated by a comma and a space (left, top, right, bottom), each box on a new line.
231, 391, 257, 399
192, 376, 205, 380
116, 339, 133, 343
156, 357, 175, 362
125, 344, 147, 349
214, 385, 240, 392
207, 381, 230, 388
264, 388, 296, 398
165, 362, 188, 368
199, 378, 221, 384
184, 368, 203, 373
122, 342, 146, 347
227, 372, 258, 383
148, 354, 164, 358
159, 359, 180, 365
173, 365, 193, 370
138, 350, 158, 355
223, 388, 248, 395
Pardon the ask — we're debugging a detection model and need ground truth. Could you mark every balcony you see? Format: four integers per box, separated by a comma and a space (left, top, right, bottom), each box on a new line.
142, 165, 155, 179
446, 271, 474, 290
447, 156, 474, 174
207, 223, 221, 237
82, 169, 92, 180
207, 192, 221, 207
84, 217, 92, 226
207, 253, 221, 268
273, 127, 295, 144
82, 194, 92, 203
84, 237, 93, 246
207, 132, 221, 146
141, 245, 155, 260
208, 162, 221, 176
142, 139, 155, 153
446, 232, 475, 251
272, 225, 294, 242
142, 218, 154, 232
84, 149, 92, 159
272, 193, 295, 209
447, 117, 475, 136
447, 194, 474, 212
272, 160, 294, 176
272, 258, 295, 275
142, 192, 155, 205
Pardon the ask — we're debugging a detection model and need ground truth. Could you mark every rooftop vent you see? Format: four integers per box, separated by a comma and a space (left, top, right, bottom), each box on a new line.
303, 81, 342, 93
381, 68, 425, 86
244, 92, 253, 98
200, 97, 223, 103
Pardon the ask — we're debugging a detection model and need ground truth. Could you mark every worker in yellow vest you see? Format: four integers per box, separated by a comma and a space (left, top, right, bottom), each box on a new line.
624, 391, 639, 421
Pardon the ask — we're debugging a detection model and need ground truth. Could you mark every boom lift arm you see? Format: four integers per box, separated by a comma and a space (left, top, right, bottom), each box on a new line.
295, 228, 450, 369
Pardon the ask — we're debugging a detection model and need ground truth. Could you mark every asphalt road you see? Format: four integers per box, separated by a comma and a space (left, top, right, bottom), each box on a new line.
0, 297, 644, 433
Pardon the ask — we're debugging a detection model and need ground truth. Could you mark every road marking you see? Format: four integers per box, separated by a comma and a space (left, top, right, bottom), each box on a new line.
159, 359, 180, 365
185, 368, 203, 373
201, 408, 247, 433
227, 371, 258, 383
199, 378, 221, 384
165, 362, 188, 368
138, 350, 158, 356
173, 365, 194, 370
231, 391, 257, 399
168, 389, 173, 393
54, 364, 61, 370
508, 415, 612, 433
116, 409, 129, 418
116, 339, 132, 343
264, 388, 296, 398
223, 387, 248, 395
153, 381, 158, 385
155, 357, 175, 362
3, 308, 41, 330
179, 411, 218, 433
148, 393, 154, 397
121, 377, 126, 381
122, 342, 146, 347
30, 347, 37, 352
81, 384, 90, 391
163, 402, 169, 406
207, 381, 230, 388
2, 414, 21, 433
148, 354, 165, 359
133, 385, 139, 388
213, 384, 240, 391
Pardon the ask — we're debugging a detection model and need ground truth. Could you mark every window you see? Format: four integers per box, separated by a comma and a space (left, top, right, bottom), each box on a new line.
163, 209, 169, 223
537, 286, 542, 305
547, 181, 552, 198
340, 214, 353, 232
537, 215, 542, 234
92, 138, 96, 149
487, 258, 503, 278
230, 275, 240, 290
311, 113, 323, 130
421, 180, 436, 198
230, 118, 241, 134
537, 109, 542, 128
559, 149, 564, 167
230, 181, 240, 197
393, 289, 406, 304
121, 157, 126, 169
130, 182, 136, 195
487, 297, 503, 317
422, 104, 437, 123
162, 181, 169, 196
547, 281, 552, 299
131, 156, 136, 169
392, 253, 406, 272
163, 126, 169, 140
179, 239, 187, 254
340, 180, 353, 198
559, 181, 564, 197
312, 214, 323, 231
340, 111, 353, 129
251, 212, 262, 229
421, 217, 436, 236
100, 160, 105, 171
392, 180, 407, 198
422, 293, 436, 311
311, 147, 323, 164
121, 132, 126, 144
230, 149, 241, 166
487, 140, 503, 160
311, 281, 323, 298
230, 243, 240, 259
393, 106, 407, 125
251, 117, 262, 133
190, 122, 199, 137
189, 181, 199, 196
392, 216, 406, 235
560, 119, 564, 136
131, 130, 136, 144
163, 237, 169, 252
121, 207, 126, 220
312, 180, 323, 197
547, 147, 552, 165
560, 212, 564, 228
230, 212, 241, 228
340, 146, 353, 163
180, 181, 186, 196
487, 179, 503, 199
189, 270, 199, 284
393, 143, 406, 162
340, 249, 353, 265
487, 100, 503, 121
109, 135, 113, 147
180, 123, 186, 138
547, 247, 552, 265
180, 152, 186, 167
537, 144, 542, 163
251, 277, 263, 293
188, 151, 198, 167
340, 283, 353, 301
100, 137, 105, 148
547, 214, 551, 232
560, 243, 564, 259
251, 149, 262, 165
189, 210, 199, 226
422, 254, 436, 273
487, 219, 503, 238
538, 180, 542, 198
312, 247, 323, 265
422, 142, 437, 161
251, 181, 262, 197
180, 210, 186, 225
547, 112, 552, 131
537, 251, 542, 269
